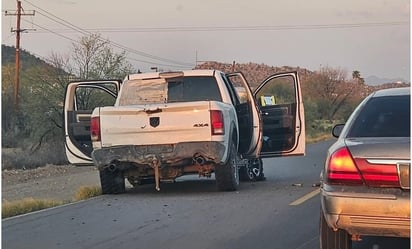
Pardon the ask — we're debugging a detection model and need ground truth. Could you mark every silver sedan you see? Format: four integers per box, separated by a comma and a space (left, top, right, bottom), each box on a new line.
320, 87, 410, 249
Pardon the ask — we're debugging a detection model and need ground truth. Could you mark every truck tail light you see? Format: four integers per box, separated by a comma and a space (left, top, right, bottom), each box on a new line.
90, 117, 101, 142
326, 147, 363, 185
210, 110, 224, 135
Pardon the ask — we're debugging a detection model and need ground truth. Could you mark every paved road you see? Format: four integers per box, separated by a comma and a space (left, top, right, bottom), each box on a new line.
2, 141, 410, 249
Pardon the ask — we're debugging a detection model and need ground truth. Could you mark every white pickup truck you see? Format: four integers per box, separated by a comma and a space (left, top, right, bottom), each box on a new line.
64, 70, 305, 193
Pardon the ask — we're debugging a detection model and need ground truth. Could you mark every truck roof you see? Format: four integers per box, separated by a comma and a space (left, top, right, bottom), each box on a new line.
125, 69, 219, 81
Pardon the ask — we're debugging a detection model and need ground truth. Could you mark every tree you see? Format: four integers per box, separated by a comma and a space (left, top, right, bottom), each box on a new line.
352, 70, 365, 84
1, 64, 17, 146
19, 58, 73, 152
305, 66, 356, 120
352, 70, 360, 79
71, 33, 134, 79
16, 33, 135, 162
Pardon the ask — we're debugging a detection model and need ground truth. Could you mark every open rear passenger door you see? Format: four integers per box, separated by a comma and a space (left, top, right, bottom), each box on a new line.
229, 71, 305, 158
63, 80, 121, 165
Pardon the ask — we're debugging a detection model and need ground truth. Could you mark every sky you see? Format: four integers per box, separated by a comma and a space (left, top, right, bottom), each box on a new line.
1, 0, 410, 81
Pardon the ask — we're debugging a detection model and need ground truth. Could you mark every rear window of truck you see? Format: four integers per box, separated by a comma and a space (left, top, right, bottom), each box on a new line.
118, 76, 222, 105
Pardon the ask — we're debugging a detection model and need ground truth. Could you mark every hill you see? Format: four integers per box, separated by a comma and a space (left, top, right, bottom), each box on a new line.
195, 61, 314, 87
1, 45, 53, 71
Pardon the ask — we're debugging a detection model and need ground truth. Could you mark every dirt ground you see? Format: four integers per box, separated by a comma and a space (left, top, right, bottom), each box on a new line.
2, 165, 101, 203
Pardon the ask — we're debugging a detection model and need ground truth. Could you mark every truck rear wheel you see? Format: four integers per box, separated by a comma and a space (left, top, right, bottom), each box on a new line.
99, 168, 126, 194
215, 142, 239, 191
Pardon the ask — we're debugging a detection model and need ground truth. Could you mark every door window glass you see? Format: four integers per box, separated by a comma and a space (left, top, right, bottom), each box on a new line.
75, 83, 117, 111
255, 76, 296, 106
226, 74, 250, 104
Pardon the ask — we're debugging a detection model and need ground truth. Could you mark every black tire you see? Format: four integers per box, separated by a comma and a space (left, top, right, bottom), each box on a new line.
320, 209, 352, 249
239, 158, 265, 182
238, 164, 250, 182
215, 141, 240, 191
99, 168, 126, 194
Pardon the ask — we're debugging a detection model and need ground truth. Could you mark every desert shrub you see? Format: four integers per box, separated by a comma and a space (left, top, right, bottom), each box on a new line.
74, 186, 102, 201
1, 141, 66, 170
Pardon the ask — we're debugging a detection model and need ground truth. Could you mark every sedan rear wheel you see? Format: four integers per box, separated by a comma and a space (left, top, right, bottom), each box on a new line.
320, 210, 352, 249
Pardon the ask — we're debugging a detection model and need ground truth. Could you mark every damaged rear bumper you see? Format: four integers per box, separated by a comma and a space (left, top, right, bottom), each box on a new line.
91, 141, 226, 170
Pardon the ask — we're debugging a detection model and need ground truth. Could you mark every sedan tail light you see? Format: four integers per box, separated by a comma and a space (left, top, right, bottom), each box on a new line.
326, 147, 363, 185
354, 159, 400, 187
327, 147, 401, 187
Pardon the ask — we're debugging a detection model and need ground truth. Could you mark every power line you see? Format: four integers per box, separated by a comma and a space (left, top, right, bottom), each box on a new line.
21, 19, 79, 43
125, 56, 193, 69
2, 33, 15, 43
12, 39, 193, 74
26, 21, 409, 33
21, 18, 193, 69
22, 0, 194, 67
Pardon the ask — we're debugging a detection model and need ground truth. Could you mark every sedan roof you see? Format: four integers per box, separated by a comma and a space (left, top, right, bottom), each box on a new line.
373, 87, 410, 97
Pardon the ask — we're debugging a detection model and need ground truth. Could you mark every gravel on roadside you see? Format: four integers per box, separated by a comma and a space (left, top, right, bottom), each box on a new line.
2, 165, 101, 203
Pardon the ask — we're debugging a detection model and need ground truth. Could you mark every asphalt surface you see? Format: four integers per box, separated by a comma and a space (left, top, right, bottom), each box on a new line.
2, 140, 410, 249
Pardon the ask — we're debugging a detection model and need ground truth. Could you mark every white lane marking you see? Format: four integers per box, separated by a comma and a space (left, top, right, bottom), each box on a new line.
289, 188, 320, 206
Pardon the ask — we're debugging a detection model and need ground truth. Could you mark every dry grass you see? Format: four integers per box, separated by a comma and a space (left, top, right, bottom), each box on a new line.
74, 186, 102, 201
2, 185, 102, 219
2, 198, 65, 219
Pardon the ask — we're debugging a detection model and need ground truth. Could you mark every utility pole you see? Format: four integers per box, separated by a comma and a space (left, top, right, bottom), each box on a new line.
5, 0, 35, 111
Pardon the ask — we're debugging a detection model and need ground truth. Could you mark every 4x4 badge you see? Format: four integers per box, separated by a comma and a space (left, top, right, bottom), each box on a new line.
150, 117, 160, 128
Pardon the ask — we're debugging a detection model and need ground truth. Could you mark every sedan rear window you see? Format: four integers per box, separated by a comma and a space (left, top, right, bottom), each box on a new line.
348, 95, 410, 137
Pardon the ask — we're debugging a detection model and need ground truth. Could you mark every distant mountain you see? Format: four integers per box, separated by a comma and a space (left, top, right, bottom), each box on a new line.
365, 75, 409, 86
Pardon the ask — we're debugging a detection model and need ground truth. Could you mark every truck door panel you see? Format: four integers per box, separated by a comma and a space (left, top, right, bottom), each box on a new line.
67, 110, 93, 155
64, 80, 120, 165
226, 73, 262, 157
236, 101, 254, 154
260, 103, 295, 152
